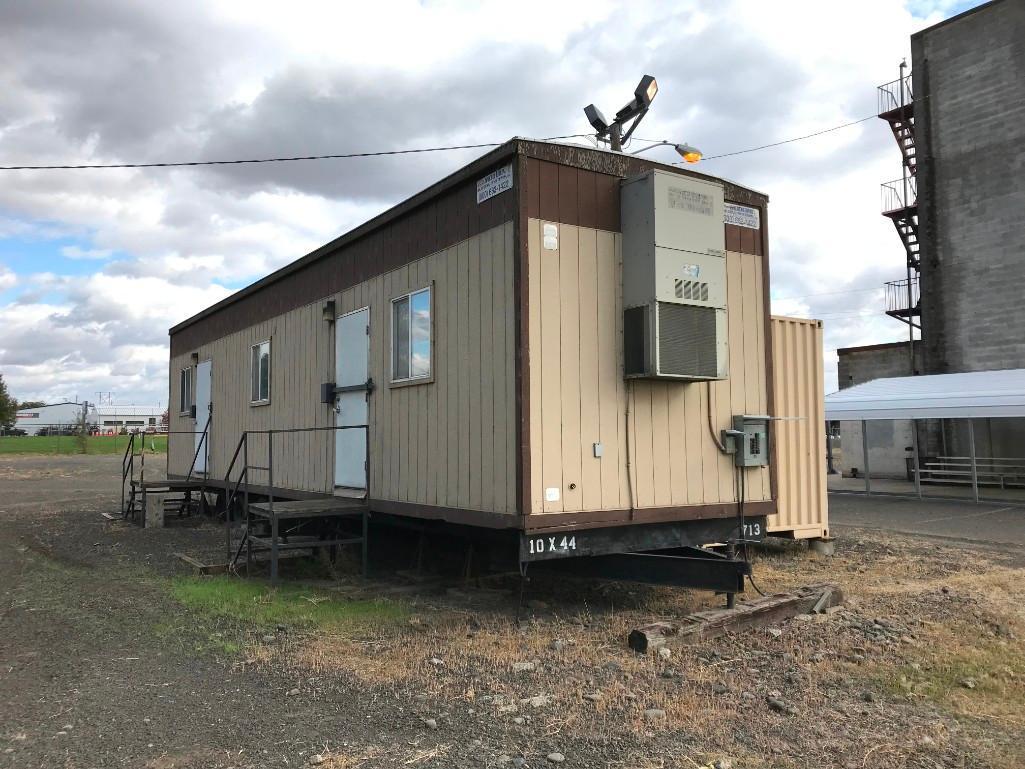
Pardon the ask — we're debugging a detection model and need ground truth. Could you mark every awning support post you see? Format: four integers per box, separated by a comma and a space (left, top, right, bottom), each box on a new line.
968, 419, 979, 504
825, 421, 836, 474
911, 419, 922, 499
862, 420, 871, 494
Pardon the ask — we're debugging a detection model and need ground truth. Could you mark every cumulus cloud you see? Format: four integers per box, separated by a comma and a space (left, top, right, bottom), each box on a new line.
0, 266, 16, 291
60, 245, 112, 260
0, 0, 959, 402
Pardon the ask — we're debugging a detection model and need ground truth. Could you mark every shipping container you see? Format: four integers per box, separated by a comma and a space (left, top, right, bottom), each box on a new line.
768, 316, 829, 539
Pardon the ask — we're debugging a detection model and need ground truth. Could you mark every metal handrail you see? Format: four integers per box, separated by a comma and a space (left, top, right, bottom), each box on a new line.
223, 431, 250, 561
184, 412, 212, 484
120, 432, 136, 516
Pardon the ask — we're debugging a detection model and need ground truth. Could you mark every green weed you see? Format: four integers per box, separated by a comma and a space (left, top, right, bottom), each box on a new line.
170, 576, 408, 631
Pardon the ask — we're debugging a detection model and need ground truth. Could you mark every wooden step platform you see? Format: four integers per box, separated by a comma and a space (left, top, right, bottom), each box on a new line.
249, 534, 365, 550
242, 497, 369, 582
248, 498, 367, 519
131, 479, 208, 491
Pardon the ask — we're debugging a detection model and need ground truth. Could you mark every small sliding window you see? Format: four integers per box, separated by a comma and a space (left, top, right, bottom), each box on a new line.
179, 367, 192, 415
250, 340, 271, 404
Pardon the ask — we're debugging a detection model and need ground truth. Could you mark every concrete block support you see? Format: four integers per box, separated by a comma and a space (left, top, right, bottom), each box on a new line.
145, 492, 165, 528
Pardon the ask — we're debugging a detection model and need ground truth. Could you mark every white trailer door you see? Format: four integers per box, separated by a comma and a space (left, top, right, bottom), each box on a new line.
334, 307, 370, 491
194, 359, 212, 473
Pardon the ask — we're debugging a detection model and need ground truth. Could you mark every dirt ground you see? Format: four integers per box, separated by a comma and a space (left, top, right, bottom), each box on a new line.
1, 454, 1023, 769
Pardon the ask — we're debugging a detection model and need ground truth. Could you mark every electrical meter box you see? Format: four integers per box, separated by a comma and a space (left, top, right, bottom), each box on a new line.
731, 415, 770, 467
621, 169, 728, 381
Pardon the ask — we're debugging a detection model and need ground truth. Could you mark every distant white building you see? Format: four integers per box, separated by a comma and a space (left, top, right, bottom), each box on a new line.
13, 402, 98, 435
95, 405, 166, 433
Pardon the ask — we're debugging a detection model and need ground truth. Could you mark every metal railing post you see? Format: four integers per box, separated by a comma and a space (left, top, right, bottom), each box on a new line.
911, 420, 922, 499
862, 420, 871, 494
268, 431, 277, 584
363, 424, 370, 577
968, 420, 979, 504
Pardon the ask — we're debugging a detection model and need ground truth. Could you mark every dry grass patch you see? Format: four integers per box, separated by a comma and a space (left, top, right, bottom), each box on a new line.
179, 530, 1025, 767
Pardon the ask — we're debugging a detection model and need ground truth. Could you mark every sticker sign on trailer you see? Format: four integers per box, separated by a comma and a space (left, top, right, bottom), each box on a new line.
724, 202, 760, 229
476, 164, 513, 204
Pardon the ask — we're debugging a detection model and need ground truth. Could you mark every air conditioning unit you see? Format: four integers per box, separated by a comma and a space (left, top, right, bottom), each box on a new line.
621, 169, 728, 380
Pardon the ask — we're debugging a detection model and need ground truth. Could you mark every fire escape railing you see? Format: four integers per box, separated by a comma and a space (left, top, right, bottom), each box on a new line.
881, 175, 917, 214
877, 74, 913, 116
885, 277, 920, 314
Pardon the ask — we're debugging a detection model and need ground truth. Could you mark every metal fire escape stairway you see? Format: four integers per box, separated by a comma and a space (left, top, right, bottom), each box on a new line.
879, 101, 917, 176
878, 70, 921, 328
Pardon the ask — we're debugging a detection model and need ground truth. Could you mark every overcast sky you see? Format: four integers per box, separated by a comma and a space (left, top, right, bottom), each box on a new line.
0, 0, 980, 406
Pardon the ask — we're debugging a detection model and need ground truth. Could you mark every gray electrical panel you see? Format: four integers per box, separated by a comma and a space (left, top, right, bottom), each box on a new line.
730, 415, 770, 467
621, 169, 728, 381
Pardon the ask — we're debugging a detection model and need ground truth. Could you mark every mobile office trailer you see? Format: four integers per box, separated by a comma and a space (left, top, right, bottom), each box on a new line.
167, 138, 826, 575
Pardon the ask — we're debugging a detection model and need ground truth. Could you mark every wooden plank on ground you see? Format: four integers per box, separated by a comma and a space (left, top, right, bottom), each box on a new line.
628, 583, 843, 652
174, 552, 229, 575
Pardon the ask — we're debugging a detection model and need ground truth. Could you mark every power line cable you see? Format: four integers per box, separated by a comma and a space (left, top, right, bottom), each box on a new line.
0, 134, 593, 171
0, 107, 887, 172
637, 113, 880, 166
697, 115, 877, 161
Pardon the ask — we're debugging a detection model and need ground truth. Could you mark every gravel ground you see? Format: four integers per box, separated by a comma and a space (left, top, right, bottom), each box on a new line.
1, 454, 1022, 769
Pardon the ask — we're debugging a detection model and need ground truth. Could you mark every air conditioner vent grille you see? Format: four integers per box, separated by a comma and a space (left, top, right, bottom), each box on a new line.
674, 279, 710, 302
657, 302, 719, 378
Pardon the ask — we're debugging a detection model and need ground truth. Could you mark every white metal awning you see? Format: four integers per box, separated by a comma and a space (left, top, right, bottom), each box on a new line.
825, 368, 1025, 421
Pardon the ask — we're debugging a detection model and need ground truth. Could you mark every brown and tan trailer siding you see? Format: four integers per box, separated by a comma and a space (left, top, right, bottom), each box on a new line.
168, 139, 781, 532
524, 219, 772, 519
170, 221, 519, 516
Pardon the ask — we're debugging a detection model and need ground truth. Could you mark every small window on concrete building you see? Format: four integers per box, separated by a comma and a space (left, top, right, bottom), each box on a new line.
391, 287, 431, 382
148, 417, 156, 426
251, 340, 271, 403
179, 367, 192, 414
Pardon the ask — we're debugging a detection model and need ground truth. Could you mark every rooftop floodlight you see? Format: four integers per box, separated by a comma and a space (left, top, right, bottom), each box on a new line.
584, 104, 609, 133
674, 143, 703, 163
635, 75, 658, 108
583, 74, 659, 153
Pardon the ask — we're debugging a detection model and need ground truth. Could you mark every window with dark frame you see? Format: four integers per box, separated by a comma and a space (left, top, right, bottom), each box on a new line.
391, 287, 431, 382
251, 340, 271, 403
179, 367, 192, 414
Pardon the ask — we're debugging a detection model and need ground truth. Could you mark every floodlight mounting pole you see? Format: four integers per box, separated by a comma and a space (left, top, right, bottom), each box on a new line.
609, 123, 623, 152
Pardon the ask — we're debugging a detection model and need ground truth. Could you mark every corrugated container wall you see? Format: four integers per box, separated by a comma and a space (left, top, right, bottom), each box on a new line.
768, 316, 828, 538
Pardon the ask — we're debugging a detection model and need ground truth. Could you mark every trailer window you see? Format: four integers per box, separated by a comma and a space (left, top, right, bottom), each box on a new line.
179, 367, 192, 414
391, 287, 431, 382
251, 340, 271, 404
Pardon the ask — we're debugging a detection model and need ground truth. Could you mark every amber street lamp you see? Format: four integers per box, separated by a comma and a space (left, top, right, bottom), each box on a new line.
629, 140, 703, 163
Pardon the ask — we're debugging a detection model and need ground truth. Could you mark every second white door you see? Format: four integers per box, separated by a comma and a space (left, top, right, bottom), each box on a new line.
334, 307, 370, 490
